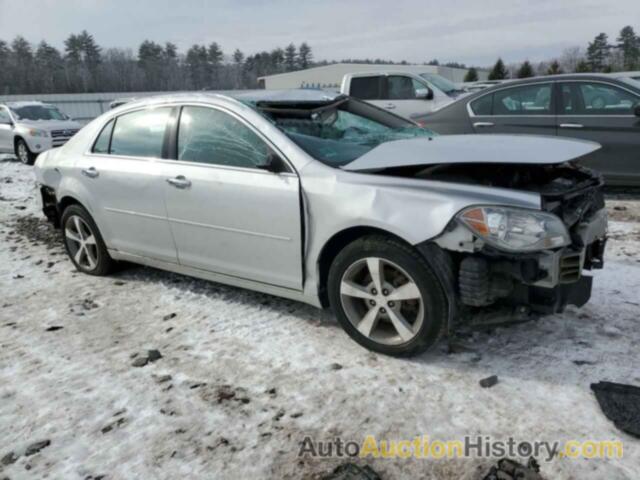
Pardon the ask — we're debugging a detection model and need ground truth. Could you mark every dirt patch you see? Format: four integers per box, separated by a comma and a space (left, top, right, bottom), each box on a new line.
606, 200, 640, 223
4, 215, 63, 251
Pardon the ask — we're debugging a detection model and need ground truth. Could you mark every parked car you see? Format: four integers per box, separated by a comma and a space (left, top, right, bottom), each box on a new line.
0, 101, 81, 165
416, 74, 640, 186
340, 71, 455, 119
35, 90, 607, 356
610, 71, 640, 84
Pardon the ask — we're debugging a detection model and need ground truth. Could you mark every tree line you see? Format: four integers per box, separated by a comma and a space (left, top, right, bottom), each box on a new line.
0, 31, 315, 94
1, 25, 639, 95
475, 25, 640, 82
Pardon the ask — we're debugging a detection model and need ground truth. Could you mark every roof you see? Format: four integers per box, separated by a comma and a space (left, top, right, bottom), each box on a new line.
108, 89, 344, 112
464, 73, 640, 97
1, 101, 48, 107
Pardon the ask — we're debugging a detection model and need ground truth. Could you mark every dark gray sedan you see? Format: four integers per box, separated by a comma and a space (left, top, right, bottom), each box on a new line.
417, 74, 640, 186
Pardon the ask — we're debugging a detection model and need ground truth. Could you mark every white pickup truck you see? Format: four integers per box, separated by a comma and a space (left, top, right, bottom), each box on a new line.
340, 71, 468, 120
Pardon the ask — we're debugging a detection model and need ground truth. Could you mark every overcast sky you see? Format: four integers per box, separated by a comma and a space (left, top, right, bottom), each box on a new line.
1, 0, 639, 66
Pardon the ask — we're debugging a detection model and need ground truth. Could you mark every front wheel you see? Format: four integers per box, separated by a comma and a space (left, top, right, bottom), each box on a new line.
61, 204, 114, 276
328, 235, 448, 357
15, 139, 36, 165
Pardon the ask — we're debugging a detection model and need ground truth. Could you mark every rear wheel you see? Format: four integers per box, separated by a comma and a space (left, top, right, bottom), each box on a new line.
15, 139, 36, 165
328, 235, 447, 357
61, 204, 114, 275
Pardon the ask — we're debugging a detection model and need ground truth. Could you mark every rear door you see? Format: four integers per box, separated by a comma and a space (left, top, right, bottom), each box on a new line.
161, 105, 303, 290
348, 74, 437, 119
348, 75, 387, 110
75, 107, 178, 263
469, 82, 557, 135
556, 80, 640, 185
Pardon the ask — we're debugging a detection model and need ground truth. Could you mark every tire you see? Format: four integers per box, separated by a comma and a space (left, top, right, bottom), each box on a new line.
328, 235, 448, 357
15, 138, 36, 165
61, 204, 114, 276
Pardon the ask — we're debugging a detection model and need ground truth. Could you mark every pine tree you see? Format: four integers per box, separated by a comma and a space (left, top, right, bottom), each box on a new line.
617, 26, 640, 70
10, 37, 34, 93
284, 44, 296, 71
35, 41, 64, 92
488, 58, 508, 80
516, 61, 534, 78
575, 60, 591, 73
297, 42, 312, 69
546, 60, 563, 75
586, 33, 611, 72
463, 67, 478, 82
232, 49, 244, 65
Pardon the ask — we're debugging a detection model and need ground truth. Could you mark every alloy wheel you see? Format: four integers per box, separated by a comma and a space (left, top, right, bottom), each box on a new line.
64, 215, 99, 271
17, 142, 30, 164
339, 257, 424, 346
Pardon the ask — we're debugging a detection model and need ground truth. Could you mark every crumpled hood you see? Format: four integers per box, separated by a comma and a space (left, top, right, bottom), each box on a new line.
16, 119, 81, 131
342, 134, 601, 172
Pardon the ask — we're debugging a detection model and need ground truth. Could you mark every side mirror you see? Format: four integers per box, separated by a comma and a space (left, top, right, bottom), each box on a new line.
416, 88, 434, 101
256, 152, 286, 173
635, 104, 640, 117
0, 118, 12, 126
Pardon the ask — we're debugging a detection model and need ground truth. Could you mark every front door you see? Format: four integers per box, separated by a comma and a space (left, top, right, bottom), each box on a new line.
470, 82, 556, 135
162, 105, 303, 290
557, 81, 640, 185
75, 107, 178, 263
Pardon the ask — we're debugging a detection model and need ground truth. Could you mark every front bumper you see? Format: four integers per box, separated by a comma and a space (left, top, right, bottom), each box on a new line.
432, 207, 607, 322
24, 130, 77, 153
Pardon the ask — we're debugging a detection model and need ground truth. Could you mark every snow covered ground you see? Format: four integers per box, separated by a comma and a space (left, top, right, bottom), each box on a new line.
1, 157, 639, 480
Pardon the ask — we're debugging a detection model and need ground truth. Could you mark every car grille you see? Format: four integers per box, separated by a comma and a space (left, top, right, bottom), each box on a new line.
50, 129, 79, 147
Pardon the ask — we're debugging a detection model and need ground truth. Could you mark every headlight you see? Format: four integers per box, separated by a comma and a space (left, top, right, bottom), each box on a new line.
457, 206, 570, 252
28, 128, 49, 137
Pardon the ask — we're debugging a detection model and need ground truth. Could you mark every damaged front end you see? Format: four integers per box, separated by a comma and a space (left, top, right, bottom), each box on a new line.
423, 162, 607, 326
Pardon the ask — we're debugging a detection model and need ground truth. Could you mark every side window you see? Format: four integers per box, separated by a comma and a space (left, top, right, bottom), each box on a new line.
177, 106, 270, 169
493, 84, 552, 115
470, 94, 493, 115
110, 107, 171, 158
386, 76, 417, 100
350, 77, 383, 100
92, 119, 114, 154
563, 82, 639, 115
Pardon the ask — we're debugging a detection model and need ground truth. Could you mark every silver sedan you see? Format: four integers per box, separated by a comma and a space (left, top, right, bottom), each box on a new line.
35, 90, 607, 356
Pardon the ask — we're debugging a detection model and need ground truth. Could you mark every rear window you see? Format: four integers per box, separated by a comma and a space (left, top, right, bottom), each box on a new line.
350, 77, 383, 100
470, 94, 493, 115
109, 108, 171, 158
92, 119, 114, 154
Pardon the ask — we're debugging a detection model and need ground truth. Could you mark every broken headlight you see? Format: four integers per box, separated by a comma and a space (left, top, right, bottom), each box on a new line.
458, 206, 570, 252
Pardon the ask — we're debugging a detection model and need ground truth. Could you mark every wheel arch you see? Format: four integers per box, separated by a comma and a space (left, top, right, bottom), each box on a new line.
316, 226, 415, 307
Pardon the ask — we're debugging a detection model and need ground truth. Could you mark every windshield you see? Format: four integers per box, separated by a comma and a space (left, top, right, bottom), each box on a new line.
9, 105, 68, 121
255, 99, 434, 167
419, 73, 460, 93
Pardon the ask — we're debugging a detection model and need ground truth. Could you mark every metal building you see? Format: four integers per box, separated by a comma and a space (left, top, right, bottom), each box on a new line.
0, 91, 171, 125
258, 63, 489, 90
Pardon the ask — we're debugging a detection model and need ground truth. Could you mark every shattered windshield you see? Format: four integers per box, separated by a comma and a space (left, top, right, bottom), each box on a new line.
419, 73, 460, 94
10, 105, 68, 121
254, 99, 434, 167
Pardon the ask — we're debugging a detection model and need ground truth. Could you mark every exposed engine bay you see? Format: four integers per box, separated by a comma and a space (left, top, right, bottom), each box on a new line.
415, 161, 608, 327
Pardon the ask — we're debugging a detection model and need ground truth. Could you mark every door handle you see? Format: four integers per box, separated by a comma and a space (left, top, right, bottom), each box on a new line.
384, 104, 396, 110
473, 122, 494, 128
559, 123, 584, 129
81, 167, 99, 178
166, 175, 191, 189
